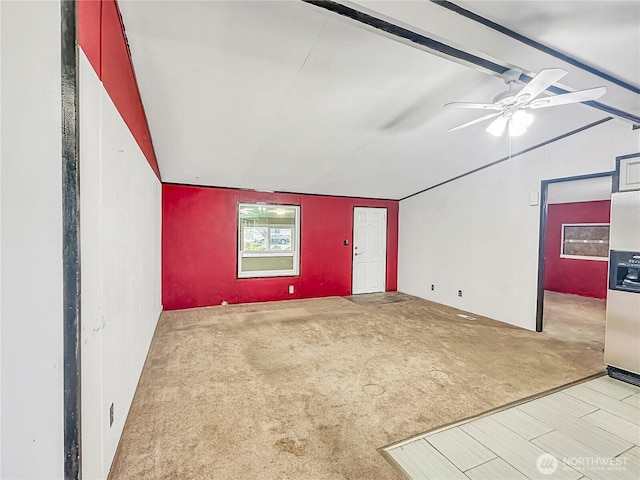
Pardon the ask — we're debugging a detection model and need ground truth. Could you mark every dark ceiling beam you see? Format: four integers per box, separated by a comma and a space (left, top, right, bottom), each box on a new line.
432, 0, 640, 95
302, 0, 640, 125
302, 0, 509, 76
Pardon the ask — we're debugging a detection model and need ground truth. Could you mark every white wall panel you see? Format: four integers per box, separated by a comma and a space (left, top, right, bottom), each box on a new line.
398, 120, 639, 330
80, 51, 106, 480
547, 176, 612, 204
0, 1, 64, 478
79, 51, 162, 480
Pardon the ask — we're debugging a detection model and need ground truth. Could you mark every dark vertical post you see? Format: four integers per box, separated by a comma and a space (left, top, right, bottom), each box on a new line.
61, 0, 81, 478
535, 181, 549, 332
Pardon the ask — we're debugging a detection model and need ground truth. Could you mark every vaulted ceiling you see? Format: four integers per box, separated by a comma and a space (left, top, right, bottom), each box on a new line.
118, 0, 640, 200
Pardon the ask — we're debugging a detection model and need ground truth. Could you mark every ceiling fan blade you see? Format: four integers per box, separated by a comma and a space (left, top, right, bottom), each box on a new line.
515, 68, 567, 103
448, 112, 502, 132
444, 102, 502, 110
528, 86, 607, 109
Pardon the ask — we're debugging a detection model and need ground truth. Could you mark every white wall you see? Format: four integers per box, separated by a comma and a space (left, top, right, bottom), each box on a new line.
398, 119, 640, 330
547, 176, 612, 204
79, 51, 162, 480
0, 1, 64, 478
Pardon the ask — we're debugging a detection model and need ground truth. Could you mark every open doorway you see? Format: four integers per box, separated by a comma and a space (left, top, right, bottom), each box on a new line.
536, 173, 613, 335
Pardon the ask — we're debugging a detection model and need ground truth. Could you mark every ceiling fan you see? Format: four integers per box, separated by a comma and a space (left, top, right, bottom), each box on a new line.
445, 68, 606, 137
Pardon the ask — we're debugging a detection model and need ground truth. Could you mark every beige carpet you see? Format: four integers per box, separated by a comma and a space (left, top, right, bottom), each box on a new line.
108, 294, 605, 480
543, 290, 606, 343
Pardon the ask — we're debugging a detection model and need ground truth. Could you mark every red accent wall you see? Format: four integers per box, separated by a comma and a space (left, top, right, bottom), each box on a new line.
162, 184, 399, 310
544, 200, 610, 299
77, 0, 161, 179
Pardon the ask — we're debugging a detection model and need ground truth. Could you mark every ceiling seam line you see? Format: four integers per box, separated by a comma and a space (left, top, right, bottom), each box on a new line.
298, 18, 326, 74
303, 1, 640, 125
399, 117, 614, 202
248, 18, 328, 176
431, 0, 640, 95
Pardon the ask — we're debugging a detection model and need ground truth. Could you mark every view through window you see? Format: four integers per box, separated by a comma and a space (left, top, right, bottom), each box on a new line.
238, 203, 300, 277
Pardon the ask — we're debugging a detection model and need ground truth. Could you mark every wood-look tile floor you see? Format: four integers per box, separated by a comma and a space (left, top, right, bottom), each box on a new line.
384, 376, 640, 480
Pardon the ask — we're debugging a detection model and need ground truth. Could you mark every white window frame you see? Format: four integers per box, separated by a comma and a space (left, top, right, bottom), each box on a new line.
560, 222, 609, 261
237, 203, 300, 278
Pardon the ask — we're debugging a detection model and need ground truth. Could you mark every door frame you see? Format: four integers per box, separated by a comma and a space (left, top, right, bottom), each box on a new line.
351, 206, 388, 295
535, 170, 614, 332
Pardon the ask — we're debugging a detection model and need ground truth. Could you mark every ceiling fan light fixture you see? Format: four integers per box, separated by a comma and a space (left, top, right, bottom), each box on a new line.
512, 110, 534, 129
508, 110, 534, 137
486, 115, 508, 136
508, 121, 527, 137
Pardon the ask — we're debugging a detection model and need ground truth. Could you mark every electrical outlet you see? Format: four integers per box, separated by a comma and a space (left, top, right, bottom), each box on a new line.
288, 285, 294, 294
431, 284, 434, 291
109, 403, 114, 427
458, 290, 463, 297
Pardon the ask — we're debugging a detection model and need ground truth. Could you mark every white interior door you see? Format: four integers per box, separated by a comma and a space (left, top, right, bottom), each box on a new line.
352, 207, 387, 294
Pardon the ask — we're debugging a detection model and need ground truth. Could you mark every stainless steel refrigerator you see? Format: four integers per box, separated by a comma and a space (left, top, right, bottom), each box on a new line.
605, 188, 640, 386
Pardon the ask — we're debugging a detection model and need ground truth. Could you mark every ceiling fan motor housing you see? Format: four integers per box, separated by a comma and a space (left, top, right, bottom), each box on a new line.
492, 84, 519, 107
501, 68, 523, 84
492, 69, 527, 107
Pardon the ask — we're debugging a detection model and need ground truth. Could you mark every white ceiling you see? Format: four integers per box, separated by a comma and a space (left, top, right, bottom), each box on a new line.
118, 0, 640, 200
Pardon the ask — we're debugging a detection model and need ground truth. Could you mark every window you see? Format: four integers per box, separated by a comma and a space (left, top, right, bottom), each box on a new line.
238, 203, 300, 278
561, 223, 609, 261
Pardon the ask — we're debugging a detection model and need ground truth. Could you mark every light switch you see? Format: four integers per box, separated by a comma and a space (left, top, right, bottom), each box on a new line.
529, 191, 539, 206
